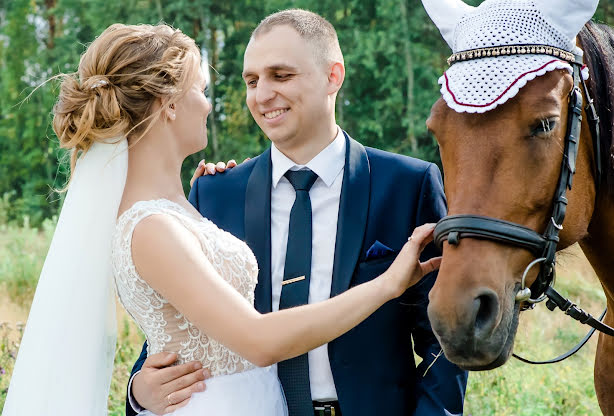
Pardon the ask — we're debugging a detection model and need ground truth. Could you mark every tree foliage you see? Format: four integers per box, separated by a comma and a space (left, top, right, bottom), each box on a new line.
1, 0, 613, 226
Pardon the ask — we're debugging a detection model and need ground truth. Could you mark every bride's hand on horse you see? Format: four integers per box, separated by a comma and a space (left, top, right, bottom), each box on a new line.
132, 351, 210, 414
190, 157, 252, 187
381, 223, 441, 299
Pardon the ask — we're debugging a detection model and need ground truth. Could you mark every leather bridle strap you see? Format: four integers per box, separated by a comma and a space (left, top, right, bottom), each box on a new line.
544, 287, 614, 336
511, 291, 612, 365
433, 215, 546, 256
580, 73, 603, 192
512, 307, 607, 365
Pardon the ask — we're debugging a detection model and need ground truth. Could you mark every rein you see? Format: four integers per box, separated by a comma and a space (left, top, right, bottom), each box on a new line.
433, 46, 613, 364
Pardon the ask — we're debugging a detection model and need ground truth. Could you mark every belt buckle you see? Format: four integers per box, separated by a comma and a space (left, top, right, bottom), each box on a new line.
314, 404, 335, 416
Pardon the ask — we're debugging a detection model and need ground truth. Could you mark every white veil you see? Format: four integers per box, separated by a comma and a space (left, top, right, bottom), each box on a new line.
3, 138, 128, 415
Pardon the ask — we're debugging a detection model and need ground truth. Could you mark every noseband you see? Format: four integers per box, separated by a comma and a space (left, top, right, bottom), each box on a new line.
433, 47, 614, 350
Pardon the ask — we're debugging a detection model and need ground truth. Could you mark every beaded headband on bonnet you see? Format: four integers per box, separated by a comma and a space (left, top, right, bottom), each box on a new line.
422, 0, 599, 114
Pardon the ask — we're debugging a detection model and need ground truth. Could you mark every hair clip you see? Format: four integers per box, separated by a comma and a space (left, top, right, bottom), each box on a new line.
90, 80, 109, 90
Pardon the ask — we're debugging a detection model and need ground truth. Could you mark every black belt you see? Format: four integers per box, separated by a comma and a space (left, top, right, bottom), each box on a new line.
313, 400, 341, 416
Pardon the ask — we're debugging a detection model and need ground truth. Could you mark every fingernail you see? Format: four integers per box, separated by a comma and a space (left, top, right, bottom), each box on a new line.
198, 160, 204, 167
193, 362, 202, 370
198, 382, 205, 390
202, 369, 210, 378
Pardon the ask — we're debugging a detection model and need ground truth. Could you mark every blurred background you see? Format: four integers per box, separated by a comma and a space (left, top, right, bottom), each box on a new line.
1, 0, 613, 414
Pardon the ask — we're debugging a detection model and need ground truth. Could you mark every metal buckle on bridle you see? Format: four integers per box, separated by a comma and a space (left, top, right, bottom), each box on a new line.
515, 257, 556, 305
550, 217, 563, 231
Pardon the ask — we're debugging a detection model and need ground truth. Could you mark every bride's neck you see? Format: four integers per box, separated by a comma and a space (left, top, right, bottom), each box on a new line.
124, 128, 186, 203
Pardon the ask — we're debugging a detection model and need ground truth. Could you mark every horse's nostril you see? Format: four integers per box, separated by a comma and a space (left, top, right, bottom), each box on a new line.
473, 290, 499, 337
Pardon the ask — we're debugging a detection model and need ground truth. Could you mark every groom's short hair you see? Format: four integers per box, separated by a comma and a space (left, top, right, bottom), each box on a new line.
251, 9, 344, 67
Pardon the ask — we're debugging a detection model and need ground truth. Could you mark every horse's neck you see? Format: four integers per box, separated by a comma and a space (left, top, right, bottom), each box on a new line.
579, 194, 614, 416
580, 195, 614, 305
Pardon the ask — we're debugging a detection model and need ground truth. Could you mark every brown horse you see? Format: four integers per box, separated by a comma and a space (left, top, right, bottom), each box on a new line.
426, 21, 614, 414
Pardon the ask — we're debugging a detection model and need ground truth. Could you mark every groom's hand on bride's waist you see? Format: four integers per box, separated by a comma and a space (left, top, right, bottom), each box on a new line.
132, 351, 211, 414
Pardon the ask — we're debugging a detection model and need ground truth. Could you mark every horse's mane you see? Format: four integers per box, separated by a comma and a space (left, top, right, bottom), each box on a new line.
578, 21, 614, 195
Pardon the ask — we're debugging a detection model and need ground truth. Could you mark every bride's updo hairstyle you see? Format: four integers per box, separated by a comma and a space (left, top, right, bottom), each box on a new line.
52, 23, 201, 173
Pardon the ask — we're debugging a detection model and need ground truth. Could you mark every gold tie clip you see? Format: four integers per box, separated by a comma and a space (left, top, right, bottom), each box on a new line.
281, 275, 306, 286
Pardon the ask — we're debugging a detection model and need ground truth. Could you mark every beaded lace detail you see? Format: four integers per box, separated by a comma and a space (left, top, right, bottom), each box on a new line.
112, 199, 257, 376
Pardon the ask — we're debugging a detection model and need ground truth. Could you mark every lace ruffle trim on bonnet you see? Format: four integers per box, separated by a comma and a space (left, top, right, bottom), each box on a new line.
439, 57, 589, 114
436, 0, 590, 114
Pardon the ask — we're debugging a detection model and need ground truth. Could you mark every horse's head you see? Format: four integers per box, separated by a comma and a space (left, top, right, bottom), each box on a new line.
422, 0, 600, 370
426, 70, 597, 369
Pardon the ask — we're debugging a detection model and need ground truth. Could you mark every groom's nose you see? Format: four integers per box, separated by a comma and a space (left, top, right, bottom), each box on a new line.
255, 79, 276, 104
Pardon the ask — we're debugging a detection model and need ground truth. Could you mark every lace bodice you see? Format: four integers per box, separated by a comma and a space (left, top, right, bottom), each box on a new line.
111, 199, 258, 376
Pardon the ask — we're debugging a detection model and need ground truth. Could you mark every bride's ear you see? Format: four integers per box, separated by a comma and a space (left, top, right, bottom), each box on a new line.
160, 98, 176, 121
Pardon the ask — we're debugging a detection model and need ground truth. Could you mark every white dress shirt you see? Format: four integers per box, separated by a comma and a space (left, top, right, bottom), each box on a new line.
270, 127, 345, 401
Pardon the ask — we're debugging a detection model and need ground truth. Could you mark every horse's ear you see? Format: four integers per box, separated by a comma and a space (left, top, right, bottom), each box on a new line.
421, 0, 475, 50
535, 0, 599, 43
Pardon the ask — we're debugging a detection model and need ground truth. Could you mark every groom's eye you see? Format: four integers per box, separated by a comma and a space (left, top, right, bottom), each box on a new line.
274, 73, 291, 80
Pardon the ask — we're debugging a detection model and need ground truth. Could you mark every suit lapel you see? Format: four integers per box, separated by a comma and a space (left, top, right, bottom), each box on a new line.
245, 149, 273, 313
330, 133, 370, 297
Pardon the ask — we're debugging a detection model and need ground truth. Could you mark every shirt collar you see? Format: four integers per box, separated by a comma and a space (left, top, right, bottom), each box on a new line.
271, 126, 346, 188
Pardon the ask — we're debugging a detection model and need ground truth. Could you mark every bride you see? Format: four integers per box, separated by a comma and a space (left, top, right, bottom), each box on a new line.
3, 23, 440, 415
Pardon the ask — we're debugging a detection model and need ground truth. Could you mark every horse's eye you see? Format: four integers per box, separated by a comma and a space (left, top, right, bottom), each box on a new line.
531, 118, 557, 136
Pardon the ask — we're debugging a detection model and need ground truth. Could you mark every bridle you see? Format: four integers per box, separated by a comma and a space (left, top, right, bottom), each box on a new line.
433, 44, 614, 364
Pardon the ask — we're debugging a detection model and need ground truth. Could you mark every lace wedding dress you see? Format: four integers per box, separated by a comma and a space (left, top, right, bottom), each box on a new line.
112, 199, 287, 416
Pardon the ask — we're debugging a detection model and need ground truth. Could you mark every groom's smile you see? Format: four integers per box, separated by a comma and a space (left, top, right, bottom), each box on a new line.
263, 108, 290, 120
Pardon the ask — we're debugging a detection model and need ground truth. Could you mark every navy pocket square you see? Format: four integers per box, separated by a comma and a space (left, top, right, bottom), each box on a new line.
365, 240, 396, 260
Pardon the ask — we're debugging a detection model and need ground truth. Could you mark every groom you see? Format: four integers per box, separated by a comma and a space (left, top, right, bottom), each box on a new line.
127, 9, 467, 416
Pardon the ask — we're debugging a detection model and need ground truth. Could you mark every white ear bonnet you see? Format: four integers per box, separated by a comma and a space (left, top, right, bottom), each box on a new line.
422, 0, 599, 113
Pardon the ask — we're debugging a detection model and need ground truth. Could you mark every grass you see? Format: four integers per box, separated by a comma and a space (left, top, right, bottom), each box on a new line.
0, 221, 606, 414
0, 217, 56, 309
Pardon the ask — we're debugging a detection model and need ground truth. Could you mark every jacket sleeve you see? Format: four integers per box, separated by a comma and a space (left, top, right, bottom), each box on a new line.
125, 341, 148, 416
407, 163, 468, 416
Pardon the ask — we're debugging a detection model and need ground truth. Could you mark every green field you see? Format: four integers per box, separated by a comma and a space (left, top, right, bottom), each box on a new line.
0, 220, 604, 415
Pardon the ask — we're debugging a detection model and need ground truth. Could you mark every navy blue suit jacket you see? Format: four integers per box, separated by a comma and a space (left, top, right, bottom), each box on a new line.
127, 132, 467, 415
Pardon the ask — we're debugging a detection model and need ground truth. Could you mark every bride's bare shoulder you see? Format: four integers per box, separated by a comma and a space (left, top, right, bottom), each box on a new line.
131, 213, 203, 282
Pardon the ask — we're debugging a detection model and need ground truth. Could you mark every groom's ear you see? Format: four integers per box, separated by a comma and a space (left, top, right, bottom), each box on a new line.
327, 61, 345, 95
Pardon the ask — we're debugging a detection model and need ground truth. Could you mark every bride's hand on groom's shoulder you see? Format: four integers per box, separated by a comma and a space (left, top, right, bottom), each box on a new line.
190, 157, 252, 187
133, 351, 211, 414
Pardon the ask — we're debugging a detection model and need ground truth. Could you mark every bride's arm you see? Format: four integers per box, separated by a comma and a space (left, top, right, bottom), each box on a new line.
131, 214, 439, 367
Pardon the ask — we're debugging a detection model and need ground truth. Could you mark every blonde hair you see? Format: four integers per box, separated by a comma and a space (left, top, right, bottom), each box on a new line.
252, 9, 343, 66
52, 23, 201, 174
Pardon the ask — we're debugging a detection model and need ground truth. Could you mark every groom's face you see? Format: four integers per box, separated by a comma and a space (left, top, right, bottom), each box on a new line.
242, 25, 332, 148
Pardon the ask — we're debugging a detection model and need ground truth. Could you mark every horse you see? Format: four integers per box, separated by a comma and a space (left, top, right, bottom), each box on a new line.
425, 20, 614, 414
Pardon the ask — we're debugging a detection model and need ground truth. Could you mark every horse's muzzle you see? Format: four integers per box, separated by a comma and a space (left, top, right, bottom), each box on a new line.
428, 286, 519, 369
